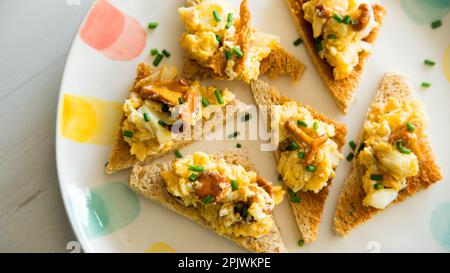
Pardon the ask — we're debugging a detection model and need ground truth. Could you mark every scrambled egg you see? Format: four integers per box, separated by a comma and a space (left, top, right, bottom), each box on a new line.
359, 97, 421, 209
122, 66, 235, 161
179, 0, 279, 82
302, 0, 379, 79
272, 101, 342, 193
162, 152, 284, 237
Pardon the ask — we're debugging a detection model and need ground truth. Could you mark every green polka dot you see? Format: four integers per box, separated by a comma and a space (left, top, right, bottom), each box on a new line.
430, 202, 450, 251
400, 0, 450, 25
85, 182, 140, 238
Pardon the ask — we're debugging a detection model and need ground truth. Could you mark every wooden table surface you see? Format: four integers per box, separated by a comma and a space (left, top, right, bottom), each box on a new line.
0, 0, 94, 252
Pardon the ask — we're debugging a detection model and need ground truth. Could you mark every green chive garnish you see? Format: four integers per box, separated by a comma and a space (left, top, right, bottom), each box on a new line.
298, 150, 305, 159
203, 195, 213, 204
228, 131, 240, 139
241, 113, 251, 122
175, 150, 183, 158
358, 143, 366, 154
406, 122, 415, 132
231, 179, 238, 191
225, 50, 232, 60
306, 165, 316, 172
212, 10, 221, 22
143, 112, 150, 122
123, 130, 133, 138
288, 141, 298, 150
226, 13, 233, 29
236, 143, 242, 148
431, 20, 442, 29
293, 38, 303, 46
233, 46, 244, 58
150, 48, 158, 56
241, 206, 248, 217
346, 153, 354, 161
189, 173, 198, 182
158, 120, 167, 127
327, 34, 337, 40
161, 103, 170, 113
288, 188, 301, 203
298, 239, 305, 247
424, 59, 435, 66
343, 15, 351, 25
162, 49, 171, 57
153, 53, 164, 67
421, 82, 431, 88
148, 22, 158, 29
396, 141, 412, 154
373, 183, 383, 190
349, 140, 357, 150
278, 174, 283, 181
202, 97, 209, 107
332, 13, 343, 23
178, 97, 183, 104
313, 121, 319, 130
315, 37, 323, 52
215, 34, 221, 44
214, 89, 224, 104
188, 165, 204, 173
297, 120, 308, 127
370, 174, 383, 181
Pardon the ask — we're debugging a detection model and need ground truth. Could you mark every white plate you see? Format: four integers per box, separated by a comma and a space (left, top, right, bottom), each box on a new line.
56, 0, 450, 252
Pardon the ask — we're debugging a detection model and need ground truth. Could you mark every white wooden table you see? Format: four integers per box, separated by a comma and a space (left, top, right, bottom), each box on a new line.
0, 0, 94, 252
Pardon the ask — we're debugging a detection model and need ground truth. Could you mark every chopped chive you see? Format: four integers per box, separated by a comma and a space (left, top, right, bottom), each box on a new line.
288, 188, 301, 203
233, 46, 244, 58
297, 120, 308, 127
306, 165, 316, 172
373, 183, 383, 190
152, 53, 164, 67
236, 143, 242, 148
212, 10, 221, 22
123, 130, 134, 138
370, 174, 383, 181
188, 165, 204, 173
203, 195, 213, 204
202, 97, 209, 107
349, 140, 357, 150
225, 50, 232, 60
358, 143, 366, 154
214, 89, 224, 104
278, 174, 283, 181
431, 20, 442, 29
293, 38, 303, 46
406, 122, 415, 132
298, 239, 305, 247
178, 97, 183, 104
346, 153, 354, 161
421, 82, 431, 88
288, 141, 298, 150
312, 121, 319, 130
148, 22, 158, 29
162, 49, 171, 57
424, 59, 435, 66
298, 150, 305, 159
143, 112, 150, 122
150, 48, 158, 56
327, 34, 337, 40
161, 103, 170, 113
158, 120, 168, 127
226, 13, 233, 29
174, 150, 183, 158
332, 13, 343, 23
241, 113, 252, 122
240, 206, 248, 217
350, 18, 358, 25
343, 15, 351, 25
215, 34, 221, 44
315, 37, 323, 52
396, 141, 412, 154
228, 131, 240, 139
189, 173, 198, 182
231, 179, 238, 191
104, 161, 109, 167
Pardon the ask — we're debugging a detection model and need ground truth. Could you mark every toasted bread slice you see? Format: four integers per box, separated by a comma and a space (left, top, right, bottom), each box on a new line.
106, 64, 241, 174
286, 0, 386, 113
333, 73, 443, 236
250, 79, 347, 243
128, 149, 287, 253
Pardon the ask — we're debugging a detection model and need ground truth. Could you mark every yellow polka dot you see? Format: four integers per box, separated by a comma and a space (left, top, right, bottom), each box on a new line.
61, 94, 122, 145
443, 45, 450, 83
145, 242, 176, 253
